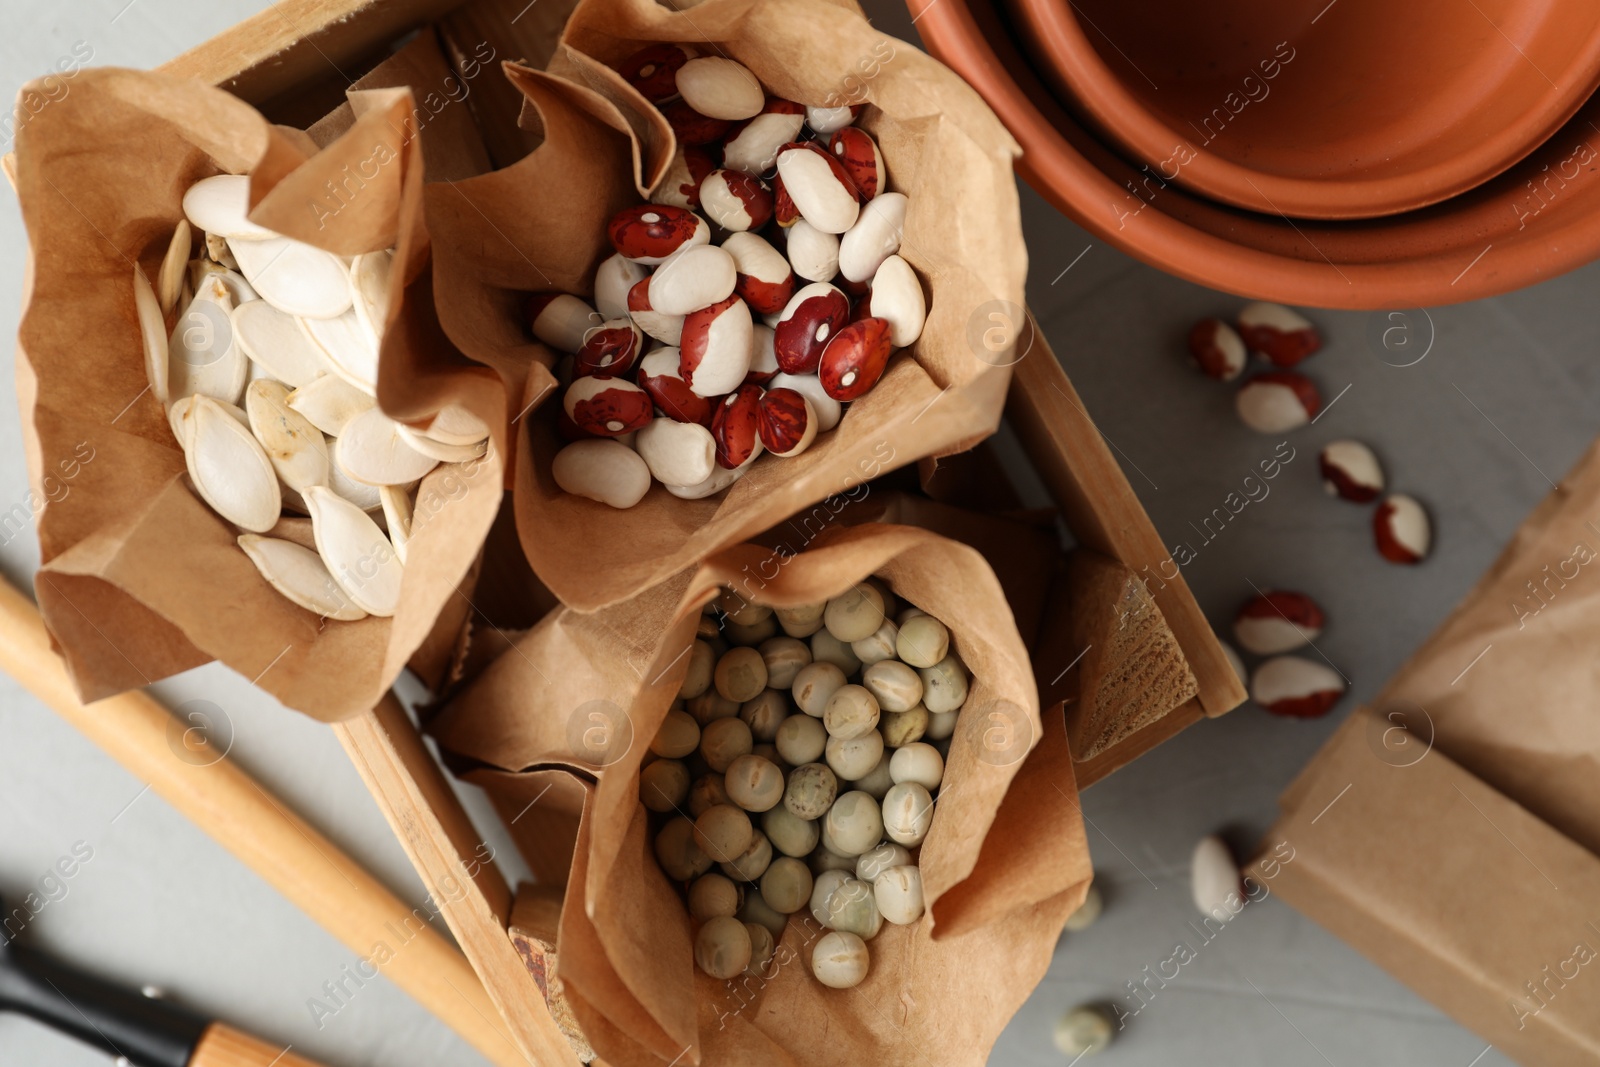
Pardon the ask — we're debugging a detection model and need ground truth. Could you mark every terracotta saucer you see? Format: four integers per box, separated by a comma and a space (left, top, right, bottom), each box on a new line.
1008, 0, 1600, 220
911, 0, 1600, 308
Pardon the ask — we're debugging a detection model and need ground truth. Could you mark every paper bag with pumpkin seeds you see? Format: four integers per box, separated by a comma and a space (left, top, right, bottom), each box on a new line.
12, 61, 505, 721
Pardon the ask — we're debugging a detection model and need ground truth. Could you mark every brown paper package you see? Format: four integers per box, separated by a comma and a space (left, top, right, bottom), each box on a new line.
12, 60, 506, 720
447, 0, 1028, 613
1251, 436, 1600, 1065
431, 515, 1091, 1065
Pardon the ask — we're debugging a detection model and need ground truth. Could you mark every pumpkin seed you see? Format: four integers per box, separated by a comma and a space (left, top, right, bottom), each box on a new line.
286, 375, 375, 436
133, 265, 169, 407
304, 485, 403, 617
349, 250, 393, 344
334, 407, 440, 487
187, 259, 256, 305
299, 308, 378, 393
327, 459, 383, 512
168, 276, 247, 407
182, 175, 277, 241
230, 234, 352, 320
237, 534, 367, 621
245, 380, 330, 492
395, 423, 487, 464
379, 485, 413, 566
231, 299, 333, 387
168, 393, 248, 449
158, 220, 191, 315
420, 403, 490, 447
184, 396, 281, 532
203, 231, 239, 271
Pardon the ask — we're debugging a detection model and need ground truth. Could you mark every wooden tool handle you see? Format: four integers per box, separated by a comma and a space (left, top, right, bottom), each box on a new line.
187, 1023, 328, 1067
0, 578, 527, 1067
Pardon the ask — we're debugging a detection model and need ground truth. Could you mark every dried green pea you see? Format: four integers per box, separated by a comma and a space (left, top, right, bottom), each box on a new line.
655, 816, 713, 881
744, 922, 777, 976
809, 869, 851, 926
895, 614, 949, 669
882, 782, 934, 847
687, 689, 741, 725
792, 661, 847, 717
738, 889, 787, 937
759, 636, 812, 689
680, 640, 715, 699
715, 646, 769, 703
724, 754, 785, 812
850, 619, 899, 666
825, 731, 884, 782
809, 845, 858, 875
880, 704, 929, 748
918, 653, 969, 714
700, 716, 753, 772
848, 751, 894, 800
774, 602, 826, 638
720, 829, 774, 882
694, 915, 751, 979
1065, 883, 1103, 932
739, 689, 789, 741
762, 804, 819, 858
862, 660, 922, 713
810, 930, 869, 989
874, 865, 924, 925
821, 875, 882, 939
810, 629, 862, 674
823, 684, 880, 740
640, 759, 690, 813
650, 709, 700, 759
925, 708, 959, 741
775, 714, 827, 765
855, 842, 911, 883
689, 773, 729, 817
823, 791, 884, 856
760, 855, 814, 913
889, 742, 944, 790
723, 614, 777, 646
823, 583, 886, 643
896, 606, 926, 626
784, 762, 838, 820
694, 803, 754, 862
751, 742, 785, 772
1053, 1005, 1114, 1057
696, 614, 720, 641
688, 872, 744, 919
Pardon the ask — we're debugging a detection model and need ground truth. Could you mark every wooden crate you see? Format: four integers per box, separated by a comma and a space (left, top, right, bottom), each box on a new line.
146, 7, 1244, 1064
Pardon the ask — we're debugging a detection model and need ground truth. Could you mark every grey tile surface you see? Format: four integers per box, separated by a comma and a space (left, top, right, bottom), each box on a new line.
1, 0, 1590, 1063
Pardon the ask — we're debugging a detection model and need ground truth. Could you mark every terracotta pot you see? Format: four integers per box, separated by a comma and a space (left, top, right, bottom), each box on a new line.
912, 0, 1600, 309
1008, 0, 1600, 220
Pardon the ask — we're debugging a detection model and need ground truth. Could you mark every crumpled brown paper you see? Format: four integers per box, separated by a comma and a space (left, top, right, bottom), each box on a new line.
463, 0, 1026, 612
12, 64, 505, 720
430, 514, 1090, 1065
1252, 435, 1600, 1065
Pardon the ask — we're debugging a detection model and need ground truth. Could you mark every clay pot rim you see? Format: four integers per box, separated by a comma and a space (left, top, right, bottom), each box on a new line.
1007, 0, 1600, 220
910, 0, 1600, 309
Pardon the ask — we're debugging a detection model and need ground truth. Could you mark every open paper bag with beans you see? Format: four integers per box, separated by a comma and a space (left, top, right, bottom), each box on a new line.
12, 61, 507, 720
430, 516, 1091, 1065
459, 0, 1026, 612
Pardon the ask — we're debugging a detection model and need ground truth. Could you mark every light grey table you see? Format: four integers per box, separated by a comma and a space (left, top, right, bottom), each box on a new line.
4, 1, 1587, 1063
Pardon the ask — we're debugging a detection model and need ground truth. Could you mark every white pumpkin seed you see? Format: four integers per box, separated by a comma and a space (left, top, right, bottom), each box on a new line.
237, 533, 367, 621
286, 375, 375, 436
133, 265, 169, 407
182, 175, 278, 241
420, 403, 490, 447
245, 379, 330, 492
158, 220, 191, 315
187, 259, 257, 305
349, 250, 393, 344
303, 485, 403, 617
379, 485, 413, 566
168, 277, 247, 407
299, 309, 378, 393
203, 232, 239, 271
230, 234, 352, 320
231, 299, 333, 387
335, 407, 440, 486
185, 396, 281, 532
327, 460, 383, 512
168, 394, 248, 449
395, 423, 487, 464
